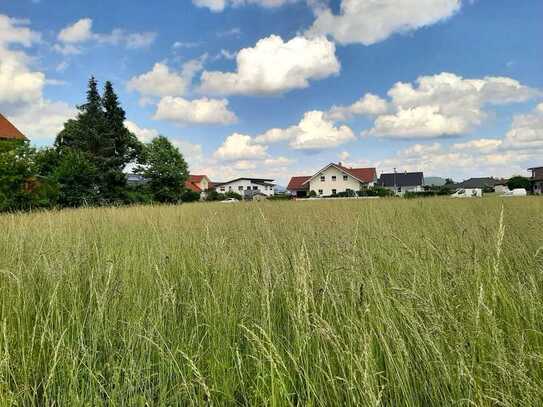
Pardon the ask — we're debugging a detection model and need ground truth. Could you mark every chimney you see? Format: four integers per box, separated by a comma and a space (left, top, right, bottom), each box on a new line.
338, 162, 342, 167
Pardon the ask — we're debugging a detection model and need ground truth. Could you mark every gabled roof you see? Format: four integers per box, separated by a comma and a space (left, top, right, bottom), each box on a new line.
214, 177, 275, 187
455, 177, 506, 189
287, 176, 311, 191
379, 172, 424, 187
0, 114, 27, 141
301, 163, 377, 185
188, 175, 209, 184
185, 180, 202, 192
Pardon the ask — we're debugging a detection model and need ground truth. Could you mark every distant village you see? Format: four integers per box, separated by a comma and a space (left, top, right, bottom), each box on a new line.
2, 113, 542, 203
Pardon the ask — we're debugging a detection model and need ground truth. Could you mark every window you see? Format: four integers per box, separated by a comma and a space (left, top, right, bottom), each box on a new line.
253, 186, 258, 190
332, 189, 337, 195
228, 186, 232, 191
238, 186, 243, 191
332, 176, 336, 181
320, 175, 325, 182
220, 187, 225, 192
318, 189, 323, 195
246, 186, 251, 190
343, 175, 348, 181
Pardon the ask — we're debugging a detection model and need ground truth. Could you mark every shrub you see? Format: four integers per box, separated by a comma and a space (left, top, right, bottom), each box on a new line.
181, 190, 201, 202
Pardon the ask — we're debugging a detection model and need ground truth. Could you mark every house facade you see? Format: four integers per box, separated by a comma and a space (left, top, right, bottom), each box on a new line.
288, 163, 377, 197
185, 175, 212, 199
0, 114, 27, 142
214, 178, 275, 198
529, 166, 543, 195
378, 172, 424, 195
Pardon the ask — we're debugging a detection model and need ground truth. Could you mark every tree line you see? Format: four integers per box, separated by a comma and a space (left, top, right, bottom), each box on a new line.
0, 78, 196, 212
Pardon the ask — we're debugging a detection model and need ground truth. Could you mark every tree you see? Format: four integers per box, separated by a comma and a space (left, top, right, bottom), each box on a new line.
507, 176, 531, 191
0, 143, 58, 211
53, 149, 98, 207
55, 77, 142, 203
101, 81, 142, 200
136, 136, 189, 203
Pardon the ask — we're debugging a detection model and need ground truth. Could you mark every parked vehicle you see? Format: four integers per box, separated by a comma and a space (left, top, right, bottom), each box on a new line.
220, 198, 240, 203
451, 188, 483, 198
501, 188, 527, 197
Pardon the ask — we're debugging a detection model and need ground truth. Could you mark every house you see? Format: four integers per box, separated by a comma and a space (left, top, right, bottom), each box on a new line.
127, 174, 146, 186
288, 163, 377, 197
0, 113, 28, 142
453, 177, 508, 192
287, 176, 311, 197
185, 175, 212, 199
214, 178, 275, 198
529, 166, 543, 195
378, 171, 424, 195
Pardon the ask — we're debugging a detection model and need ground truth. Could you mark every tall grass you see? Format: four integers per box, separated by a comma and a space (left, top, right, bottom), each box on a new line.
0, 197, 542, 405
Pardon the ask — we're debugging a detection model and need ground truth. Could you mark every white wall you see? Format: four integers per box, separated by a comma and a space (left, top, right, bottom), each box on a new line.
384, 185, 423, 195
308, 166, 370, 196
216, 179, 275, 196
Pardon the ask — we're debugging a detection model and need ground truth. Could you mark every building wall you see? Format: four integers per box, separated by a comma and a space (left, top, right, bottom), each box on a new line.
216, 179, 275, 196
309, 167, 368, 196
199, 177, 209, 191
534, 181, 543, 195
384, 185, 423, 195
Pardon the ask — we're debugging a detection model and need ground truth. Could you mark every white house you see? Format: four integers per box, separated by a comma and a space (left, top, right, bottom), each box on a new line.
214, 178, 275, 198
288, 163, 377, 197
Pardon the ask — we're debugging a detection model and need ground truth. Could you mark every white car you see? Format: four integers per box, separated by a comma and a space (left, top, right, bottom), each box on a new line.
451, 188, 483, 198
220, 198, 240, 203
501, 188, 527, 197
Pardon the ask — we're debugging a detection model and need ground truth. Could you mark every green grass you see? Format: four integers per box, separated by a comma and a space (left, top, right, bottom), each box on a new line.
1, 197, 542, 405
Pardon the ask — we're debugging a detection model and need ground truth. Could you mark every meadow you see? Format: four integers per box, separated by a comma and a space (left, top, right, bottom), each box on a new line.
0, 197, 542, 405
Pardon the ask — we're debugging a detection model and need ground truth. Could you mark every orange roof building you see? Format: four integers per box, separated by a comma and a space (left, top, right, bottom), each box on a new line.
0, 114, 27, 141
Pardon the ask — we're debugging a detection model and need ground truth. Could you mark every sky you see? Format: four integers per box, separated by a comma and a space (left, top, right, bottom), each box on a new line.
1, 0, 542, 185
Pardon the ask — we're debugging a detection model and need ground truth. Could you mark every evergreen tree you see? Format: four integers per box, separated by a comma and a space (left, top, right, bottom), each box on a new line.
101, 81, 142, 200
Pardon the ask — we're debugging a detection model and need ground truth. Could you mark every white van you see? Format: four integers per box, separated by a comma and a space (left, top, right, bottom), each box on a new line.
451, 188, 483, 198
501, 188, 527, 197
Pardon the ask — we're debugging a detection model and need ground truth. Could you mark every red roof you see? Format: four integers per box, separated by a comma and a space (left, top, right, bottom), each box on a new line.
287, 176, 311, 191
188, 175, 207, 183
338, 165, 377, 183
185, 180, 202, 192
0, 114, 27, 141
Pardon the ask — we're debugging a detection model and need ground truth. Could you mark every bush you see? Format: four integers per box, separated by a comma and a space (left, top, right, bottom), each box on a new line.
404, 191, 437, 199
359, 187, 394, 197
181, 190, 201, 202
507, 176, 531, 191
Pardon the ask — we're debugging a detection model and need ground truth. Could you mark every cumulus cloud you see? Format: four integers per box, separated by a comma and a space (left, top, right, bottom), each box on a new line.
367, 72, 539, 139
0, 15, 74, 140
503, 103, 543, 151
154, 96, 238, 125
127, 63, 191, 98
377, 104, 543, 178
200, 35, 340, 95
193, 0, 295, 12
124, 120, 159, 143
326, 93, 389, 121
56, 18, 156, 52
307, 0, 463, 45
213, 133, 268, 161
255, 110, 355, 150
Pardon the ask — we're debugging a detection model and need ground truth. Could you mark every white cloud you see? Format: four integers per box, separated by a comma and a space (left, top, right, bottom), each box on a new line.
58, 18, 93, 43
8, 100, 75, 140
255, 110, 355, 150
127, 56, 206, 99
503, 103, 543, 151
127, 63, 191, 98
154, 96, 238, 125
307, 0, 462, 45
193, 0, 295, 12
200, 35, 340, 95
213, 133, 268, 161
367, 72, 539, 139
0, 15, 41, 46
56, 18, 156, 50
124, 120, 159, 143
327, 93, 389, 121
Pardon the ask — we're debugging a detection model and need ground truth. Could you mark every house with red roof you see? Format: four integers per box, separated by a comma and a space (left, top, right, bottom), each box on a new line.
287, 162, 377, 197
185, 175, 212, 199
0, 113, 28, 142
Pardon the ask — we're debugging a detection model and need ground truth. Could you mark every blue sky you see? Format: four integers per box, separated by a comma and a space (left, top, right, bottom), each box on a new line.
1, 0, 542, 184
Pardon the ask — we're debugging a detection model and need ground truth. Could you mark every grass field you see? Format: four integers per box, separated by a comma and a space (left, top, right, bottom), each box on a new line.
1, 197, 542, 405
